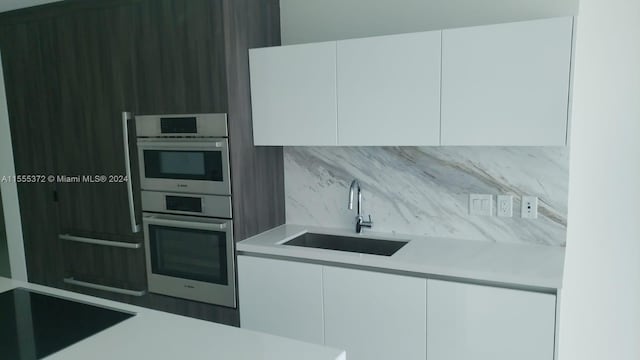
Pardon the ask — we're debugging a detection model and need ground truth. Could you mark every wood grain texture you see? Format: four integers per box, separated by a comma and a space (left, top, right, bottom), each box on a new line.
223, 0, 285, 242
0, 0, 283, 325
52, 4, 141, 242
62, 241, 147, 292
0, 19, 65, 288
0, 0, 146, 26
131, 0, 228, 115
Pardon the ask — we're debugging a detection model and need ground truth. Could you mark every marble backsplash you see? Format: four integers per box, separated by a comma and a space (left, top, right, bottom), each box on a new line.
284, 147, 569, 246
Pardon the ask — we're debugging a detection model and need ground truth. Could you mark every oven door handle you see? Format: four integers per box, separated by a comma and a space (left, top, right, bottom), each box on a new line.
144, 216, 228, 231
136, 139, 228, 150
123, 111, 141, 233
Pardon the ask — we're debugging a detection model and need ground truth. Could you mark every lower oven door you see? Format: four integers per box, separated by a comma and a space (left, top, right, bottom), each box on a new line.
142, 213, 235, 307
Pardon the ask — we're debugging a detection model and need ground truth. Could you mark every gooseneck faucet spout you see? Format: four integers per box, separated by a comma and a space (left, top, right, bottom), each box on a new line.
348, 179, 373, 233
348, 180, 361, 214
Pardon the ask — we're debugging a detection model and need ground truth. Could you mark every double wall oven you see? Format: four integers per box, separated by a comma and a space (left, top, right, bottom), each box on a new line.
136, 113, 236, 307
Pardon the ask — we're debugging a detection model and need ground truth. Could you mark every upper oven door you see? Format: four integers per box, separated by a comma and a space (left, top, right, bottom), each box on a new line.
137, 138, 231, 195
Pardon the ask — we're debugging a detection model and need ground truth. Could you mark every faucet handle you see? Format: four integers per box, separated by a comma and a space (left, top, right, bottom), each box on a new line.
355, 215, 373, 233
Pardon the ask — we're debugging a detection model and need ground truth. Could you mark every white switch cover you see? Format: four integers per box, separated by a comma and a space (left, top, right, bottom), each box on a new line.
469, 194, 492, 216
521, 196, 538, 219
497, 195, 513, 217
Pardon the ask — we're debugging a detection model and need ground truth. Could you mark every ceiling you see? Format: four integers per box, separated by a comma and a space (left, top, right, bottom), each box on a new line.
0, 0, 62, 13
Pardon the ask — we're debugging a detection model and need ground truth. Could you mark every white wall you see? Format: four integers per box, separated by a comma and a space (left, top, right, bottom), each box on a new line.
558, 0, 640, 359
0, 52, 28, 281
280, 0, 579, 44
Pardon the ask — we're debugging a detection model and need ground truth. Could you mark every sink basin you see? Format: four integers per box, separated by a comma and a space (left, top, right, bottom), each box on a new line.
283, 232, 408, 256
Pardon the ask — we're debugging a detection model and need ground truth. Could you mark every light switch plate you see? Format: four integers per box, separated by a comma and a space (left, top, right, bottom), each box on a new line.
469, 194, 493, 216
521, 196, 538, 219
497, 195, 513, 218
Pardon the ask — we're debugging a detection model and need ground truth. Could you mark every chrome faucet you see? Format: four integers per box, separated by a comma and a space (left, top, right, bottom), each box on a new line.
348, 179, 373, 233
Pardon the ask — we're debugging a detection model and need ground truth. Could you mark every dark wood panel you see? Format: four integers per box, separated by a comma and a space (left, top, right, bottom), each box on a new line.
0, 20, 64, 287
52, 5, 142, 241
62, 241, 147, 291
223, 0, 285, 242
131, 0, 228, 114
0, 0, 147, 25
1, 0, 283, 326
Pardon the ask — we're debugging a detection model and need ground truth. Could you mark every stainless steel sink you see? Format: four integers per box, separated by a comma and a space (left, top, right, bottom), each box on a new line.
283, 232, 408, 256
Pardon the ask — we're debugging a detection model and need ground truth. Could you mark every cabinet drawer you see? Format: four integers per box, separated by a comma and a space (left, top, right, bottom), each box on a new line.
238, 255, 324, 344
62, 240, 146, 294
323, 266, 427, 360
427, 279, 556, 360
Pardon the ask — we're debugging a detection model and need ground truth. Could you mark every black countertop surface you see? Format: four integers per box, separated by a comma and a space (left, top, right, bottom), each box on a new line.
0, 288, 134, 360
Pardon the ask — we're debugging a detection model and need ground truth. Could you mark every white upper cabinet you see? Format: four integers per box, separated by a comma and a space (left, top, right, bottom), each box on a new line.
427, 279, 557, 360
441, 17, 574, 146
249, 17, 574, 146
323, 266, 427, 360
249, 42, 338, 146
336, 31, 441, 145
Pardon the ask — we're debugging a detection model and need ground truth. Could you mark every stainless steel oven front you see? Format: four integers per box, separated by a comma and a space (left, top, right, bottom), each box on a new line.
137, 138, 231, 195
142, 212, 236, 307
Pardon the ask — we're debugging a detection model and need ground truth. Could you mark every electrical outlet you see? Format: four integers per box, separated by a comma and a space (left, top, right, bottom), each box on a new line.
469, 194, 493, 216
497, 195, 513, 217
521, 196, 538, 219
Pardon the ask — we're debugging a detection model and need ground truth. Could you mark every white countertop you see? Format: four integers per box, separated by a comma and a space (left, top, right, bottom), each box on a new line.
0, 277, 346, 360
237, 224, 565, 290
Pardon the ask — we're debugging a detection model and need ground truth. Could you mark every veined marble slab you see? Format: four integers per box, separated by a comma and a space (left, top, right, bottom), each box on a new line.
284, 147, 568, 246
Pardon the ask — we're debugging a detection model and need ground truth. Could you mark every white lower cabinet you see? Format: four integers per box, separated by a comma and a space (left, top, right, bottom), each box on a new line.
427, 279, 556, 360
238, 255, 557, 360
237, 255, 324, 344
323, 266, 427, 360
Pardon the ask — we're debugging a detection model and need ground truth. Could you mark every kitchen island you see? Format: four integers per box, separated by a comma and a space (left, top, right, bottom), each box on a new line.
0, 277, 346, 360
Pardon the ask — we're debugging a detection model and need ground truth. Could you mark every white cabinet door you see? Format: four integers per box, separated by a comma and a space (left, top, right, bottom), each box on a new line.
249, 42, 338, 145
427, 279, 556, 360
238, 256, 324, 344
441, 17, 573, 146
323, 266, 427, 360
337, 31, 441, 145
